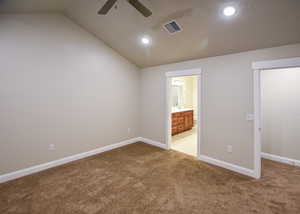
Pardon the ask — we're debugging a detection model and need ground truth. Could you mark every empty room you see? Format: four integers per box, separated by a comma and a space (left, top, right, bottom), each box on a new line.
0, 0, 300, 213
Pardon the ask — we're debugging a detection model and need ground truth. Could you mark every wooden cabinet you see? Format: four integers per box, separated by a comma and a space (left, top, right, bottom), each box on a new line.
172, 110, 193, 135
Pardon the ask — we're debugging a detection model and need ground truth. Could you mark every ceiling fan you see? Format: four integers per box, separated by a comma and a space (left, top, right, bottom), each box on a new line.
98, 0, 152, 17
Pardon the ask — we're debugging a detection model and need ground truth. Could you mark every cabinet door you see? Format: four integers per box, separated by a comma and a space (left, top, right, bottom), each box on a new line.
178, 124, 185, 133
188, 114, 193, 128
172, 127, 178, 135
184, 111, 193, 130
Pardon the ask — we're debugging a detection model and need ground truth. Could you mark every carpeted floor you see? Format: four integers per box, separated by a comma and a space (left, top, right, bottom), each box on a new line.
0, 142, 300, 214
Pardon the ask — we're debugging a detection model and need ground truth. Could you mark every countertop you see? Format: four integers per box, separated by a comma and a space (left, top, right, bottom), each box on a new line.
172, 108, 193, 113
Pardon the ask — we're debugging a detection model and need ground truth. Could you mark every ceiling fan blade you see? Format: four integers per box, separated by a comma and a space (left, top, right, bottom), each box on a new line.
128, 0, 152, 17
98, 0, 118, 15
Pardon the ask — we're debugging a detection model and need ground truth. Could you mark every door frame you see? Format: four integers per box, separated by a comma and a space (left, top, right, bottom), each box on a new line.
165, 68, 203, 158
252, 57, 300, 179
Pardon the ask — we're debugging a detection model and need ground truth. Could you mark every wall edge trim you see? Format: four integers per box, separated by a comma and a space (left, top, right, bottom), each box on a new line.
0, 137, 140, 183
137, 137, 168, 149
199, 155, 258, 179
261, 152, 300, 167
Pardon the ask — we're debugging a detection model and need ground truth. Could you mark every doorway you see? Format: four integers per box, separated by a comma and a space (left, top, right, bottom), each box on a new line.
253, 57, 300, 179
165, 69, 202, 158
170, 76, 198, 156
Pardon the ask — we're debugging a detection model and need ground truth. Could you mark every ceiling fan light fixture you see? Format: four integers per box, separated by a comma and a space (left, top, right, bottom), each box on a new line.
98, 0, 152, 17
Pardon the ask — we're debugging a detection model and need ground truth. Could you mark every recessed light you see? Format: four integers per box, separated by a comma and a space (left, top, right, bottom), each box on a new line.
223, 6, 236, 17
141, 36, 150, 45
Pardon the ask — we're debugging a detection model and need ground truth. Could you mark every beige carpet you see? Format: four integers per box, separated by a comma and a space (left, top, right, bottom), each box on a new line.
0, 142, 300, 214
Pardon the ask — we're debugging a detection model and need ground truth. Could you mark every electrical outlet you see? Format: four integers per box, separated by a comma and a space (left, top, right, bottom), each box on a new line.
48, 144, 55, 151
127, 128, 131, 134
246, 113, 254, 121
227, 145, 233, 153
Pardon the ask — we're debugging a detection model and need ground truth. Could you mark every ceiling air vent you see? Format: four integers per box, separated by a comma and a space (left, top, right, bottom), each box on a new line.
163, 20, 182, 34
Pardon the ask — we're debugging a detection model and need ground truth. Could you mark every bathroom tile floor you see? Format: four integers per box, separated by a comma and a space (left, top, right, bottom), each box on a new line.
171, 126, 197, 156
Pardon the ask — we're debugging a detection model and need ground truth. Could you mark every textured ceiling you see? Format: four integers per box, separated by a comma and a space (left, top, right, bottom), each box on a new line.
1, 0, 300, 68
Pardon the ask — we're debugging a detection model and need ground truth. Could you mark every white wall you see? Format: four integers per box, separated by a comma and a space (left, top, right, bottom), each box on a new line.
1, 13, 300, 177
261, 68, 300, 161
140, 44, 300, 170
0, 14, 140, 175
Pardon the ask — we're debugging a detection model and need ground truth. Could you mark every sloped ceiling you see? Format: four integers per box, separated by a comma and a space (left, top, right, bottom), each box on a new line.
1, 0, 300, 68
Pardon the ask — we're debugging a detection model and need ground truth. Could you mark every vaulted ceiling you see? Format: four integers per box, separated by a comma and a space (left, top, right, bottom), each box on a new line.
1, 0, 300, 68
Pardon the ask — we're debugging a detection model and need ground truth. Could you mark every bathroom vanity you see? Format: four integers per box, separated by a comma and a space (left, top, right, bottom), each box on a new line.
172, 108, 194, 135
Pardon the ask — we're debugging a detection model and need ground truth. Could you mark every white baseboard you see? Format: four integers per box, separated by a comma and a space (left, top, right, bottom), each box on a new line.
199, 155, 257, 178
0, 137, 260, 183
0, 137, 140, 184
138, 138, 258, 178
138, 137, 168, 149
261, 152, 300, 167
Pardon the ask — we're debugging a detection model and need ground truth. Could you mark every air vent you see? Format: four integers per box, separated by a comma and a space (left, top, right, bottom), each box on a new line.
163, 20, 182, 34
